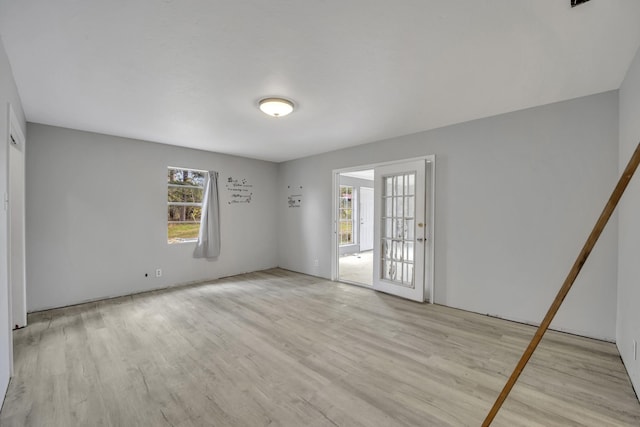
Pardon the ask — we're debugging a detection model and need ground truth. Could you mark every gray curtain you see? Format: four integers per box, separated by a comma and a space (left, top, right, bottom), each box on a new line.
193, 171, 221, 259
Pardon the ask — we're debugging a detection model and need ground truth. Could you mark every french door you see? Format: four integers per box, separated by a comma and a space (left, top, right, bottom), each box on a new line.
373, 160, 427, 302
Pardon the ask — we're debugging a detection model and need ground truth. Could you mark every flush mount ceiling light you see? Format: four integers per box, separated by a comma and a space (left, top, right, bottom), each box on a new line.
259, 97, 294, 117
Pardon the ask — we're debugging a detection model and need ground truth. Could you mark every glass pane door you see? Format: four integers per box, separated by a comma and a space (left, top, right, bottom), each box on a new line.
373, 160, 426, 302
381, 173, 415, 288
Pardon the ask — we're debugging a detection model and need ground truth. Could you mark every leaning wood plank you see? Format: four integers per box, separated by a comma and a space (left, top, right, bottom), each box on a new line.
483, 141, 640, 427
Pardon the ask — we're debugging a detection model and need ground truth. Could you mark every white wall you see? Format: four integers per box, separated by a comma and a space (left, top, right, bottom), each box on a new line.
279, 91, 619, 340
26, 124, 278, 311
617, 46, 640, 395
0, 35, 26, 405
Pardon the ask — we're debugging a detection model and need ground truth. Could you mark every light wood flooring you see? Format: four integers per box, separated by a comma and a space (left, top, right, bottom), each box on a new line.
1, 268, 639, 426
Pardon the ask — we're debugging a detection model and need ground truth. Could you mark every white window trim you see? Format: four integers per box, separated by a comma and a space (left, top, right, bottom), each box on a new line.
167, 167, 206, 244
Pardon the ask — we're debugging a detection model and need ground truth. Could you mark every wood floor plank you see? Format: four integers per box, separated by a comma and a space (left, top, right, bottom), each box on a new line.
1, 268, 639, 426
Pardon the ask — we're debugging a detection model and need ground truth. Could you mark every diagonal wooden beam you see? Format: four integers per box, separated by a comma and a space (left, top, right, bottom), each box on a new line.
482, 141, 640, 426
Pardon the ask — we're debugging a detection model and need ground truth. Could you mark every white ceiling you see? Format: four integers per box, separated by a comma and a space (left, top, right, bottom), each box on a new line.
1, 1, 640, 162
341, 170, 374, 181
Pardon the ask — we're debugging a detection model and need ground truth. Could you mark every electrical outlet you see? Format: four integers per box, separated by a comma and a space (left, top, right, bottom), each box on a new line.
155, 268, 162, 278
313, 259, 319, 267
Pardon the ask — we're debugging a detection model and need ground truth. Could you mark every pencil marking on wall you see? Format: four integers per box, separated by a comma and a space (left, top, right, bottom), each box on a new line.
226, 177, 253, 204
288, 185, 303, 208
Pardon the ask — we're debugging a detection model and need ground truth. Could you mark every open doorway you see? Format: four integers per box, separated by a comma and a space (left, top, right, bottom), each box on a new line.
337, 170, 374, 286
333, 156, 435, 303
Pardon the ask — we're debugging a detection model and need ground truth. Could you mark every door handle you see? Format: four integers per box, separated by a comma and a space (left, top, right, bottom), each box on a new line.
417, 237, 425, 242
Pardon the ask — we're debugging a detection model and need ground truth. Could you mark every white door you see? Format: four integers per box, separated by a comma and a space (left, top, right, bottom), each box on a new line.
359, 187, 374, 251
373, 160, 426, 302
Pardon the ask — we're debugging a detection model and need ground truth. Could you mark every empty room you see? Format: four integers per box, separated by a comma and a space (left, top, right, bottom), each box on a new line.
1, 1, 640, 426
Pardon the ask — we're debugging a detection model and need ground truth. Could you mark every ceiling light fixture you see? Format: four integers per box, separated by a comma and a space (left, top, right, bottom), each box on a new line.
259, 97, 294, 117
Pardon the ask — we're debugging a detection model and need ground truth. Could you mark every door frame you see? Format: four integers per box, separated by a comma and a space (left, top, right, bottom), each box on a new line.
7, 104, 26, 330
359, 186, 374, 252
331, 155, 435, 302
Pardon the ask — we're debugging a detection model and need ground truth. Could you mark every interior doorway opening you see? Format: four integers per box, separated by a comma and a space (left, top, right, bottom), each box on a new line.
332, 156, 435, 303
337, 170, 374, 287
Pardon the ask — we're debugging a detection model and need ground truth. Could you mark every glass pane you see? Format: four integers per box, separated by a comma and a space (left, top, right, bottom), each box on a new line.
405, 219, 414, 240
339, 220, 353, 245
168, 186, 203, 203
404, 242, 414, 262
167, 223, 200, 242
391, 240, 399, 260
168, 168, 206, 187
394, 197, 403, 218
404, 196, 414, 218
395, 175, 404, 196
406, 173, 415, 196
167, 206, 200, 243
392, 219, 401, 239
404, 263, 414, 286
383, 260, 393, 280
382, 239, 392, 259
168, 205, 202, 223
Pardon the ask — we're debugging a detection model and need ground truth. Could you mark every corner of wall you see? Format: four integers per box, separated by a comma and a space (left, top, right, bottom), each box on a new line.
617, 44, 640, 400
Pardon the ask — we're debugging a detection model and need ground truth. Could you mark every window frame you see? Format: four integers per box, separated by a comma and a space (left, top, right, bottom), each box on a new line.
167, 167, 206, 244
338, 185, 355, 246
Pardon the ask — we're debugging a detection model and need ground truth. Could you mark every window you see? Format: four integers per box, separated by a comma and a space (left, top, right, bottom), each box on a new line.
339, 185, 354, 245
167, 167, 205, 243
